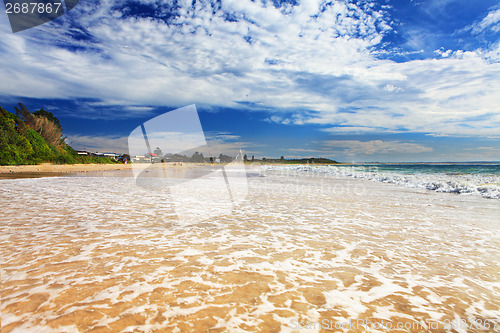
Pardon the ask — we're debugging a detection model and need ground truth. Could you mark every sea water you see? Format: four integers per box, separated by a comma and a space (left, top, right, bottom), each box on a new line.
267, 163, 500, 199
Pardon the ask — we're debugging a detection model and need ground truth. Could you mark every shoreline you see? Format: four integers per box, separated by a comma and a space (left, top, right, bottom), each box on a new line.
0, 162, 226, 177
1, 166, 498, 331
0, 162, 341, 175
3, 161, 494, 176
0, 163, 133, 174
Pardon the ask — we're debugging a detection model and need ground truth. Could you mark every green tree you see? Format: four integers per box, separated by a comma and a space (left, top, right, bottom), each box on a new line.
33, 108, 62, 129
154, 147, 163, 157
15, 103, 64, 148
191, 151, 205, 163
15, 103, 36, 128
120, 154, 131, 163
0, 103, 118, 165
219, 154, 232, 163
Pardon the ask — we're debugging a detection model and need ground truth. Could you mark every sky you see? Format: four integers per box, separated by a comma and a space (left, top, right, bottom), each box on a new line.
0, 0, 499, 162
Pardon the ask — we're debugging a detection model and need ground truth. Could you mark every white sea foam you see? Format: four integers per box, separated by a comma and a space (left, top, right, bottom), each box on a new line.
1, 174, 499, 332
266, 165, 500, 199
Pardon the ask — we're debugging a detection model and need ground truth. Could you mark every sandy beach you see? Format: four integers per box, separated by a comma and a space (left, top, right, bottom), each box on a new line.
1, 167, 499, 332
0, 162, 228, 176
0, 163, 134, 174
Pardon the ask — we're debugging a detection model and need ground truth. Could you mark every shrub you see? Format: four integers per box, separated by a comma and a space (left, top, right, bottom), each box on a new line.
1, 104, 121, 165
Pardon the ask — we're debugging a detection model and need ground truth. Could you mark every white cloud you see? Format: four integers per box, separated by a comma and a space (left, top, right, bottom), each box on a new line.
321, 140, 433, 155
383, 84, 404, 92
264, 114, 310, 125
434, 48, 452, 58
307, 54, 500, 137
123, 106, 155, 113
67, 130, 256, 155
66, 134, 129, 153
470, 7, 500, 33
288, 148, 325, 153
476, 146, 500, 151
206, 132, 242, 142
321, 126, 385, 134
0, 0, 389, 104
481, 40, 500, 62
0, 0, 498, 138
452, 146, 500, 160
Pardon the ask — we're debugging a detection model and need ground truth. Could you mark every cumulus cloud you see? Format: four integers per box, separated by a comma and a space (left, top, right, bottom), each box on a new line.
0, 0, 498, 138
0, 0, 390, 107
321, 140, 433, 155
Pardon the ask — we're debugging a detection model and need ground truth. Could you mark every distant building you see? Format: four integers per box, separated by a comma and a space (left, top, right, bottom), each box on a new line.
90, 152, 122, 160
131, 153, 161, 163
102, 152, 122, 160
132, 155, 148, 163
76, 150, 90, 156
146, 153, 161, 162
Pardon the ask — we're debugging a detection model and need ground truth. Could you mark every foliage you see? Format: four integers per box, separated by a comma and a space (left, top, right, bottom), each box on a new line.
33, 116, 65, 148
218, 154, 232, 163
153, 147, 163, 156
0, 104, 119, 165
33, 108, 62, 129
191, 151, 205, 163
119, 154, 131, 163
14, 103, 36, 128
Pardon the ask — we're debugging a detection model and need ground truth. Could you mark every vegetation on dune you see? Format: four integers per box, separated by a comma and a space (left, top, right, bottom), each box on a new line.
0, 103, 118, 166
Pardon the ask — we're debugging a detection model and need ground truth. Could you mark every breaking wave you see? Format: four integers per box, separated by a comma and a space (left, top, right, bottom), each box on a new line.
266, 164, 500, 199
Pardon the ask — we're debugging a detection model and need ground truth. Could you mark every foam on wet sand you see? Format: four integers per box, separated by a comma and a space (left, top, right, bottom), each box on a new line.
1, 168, 499, 332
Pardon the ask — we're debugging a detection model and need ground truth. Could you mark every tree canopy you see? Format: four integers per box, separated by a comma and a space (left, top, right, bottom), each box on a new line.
0, 103, 118, 165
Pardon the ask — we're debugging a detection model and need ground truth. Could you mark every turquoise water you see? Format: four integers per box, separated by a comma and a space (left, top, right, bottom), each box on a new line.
268, 163, 500, 199
349, 163, 500, 176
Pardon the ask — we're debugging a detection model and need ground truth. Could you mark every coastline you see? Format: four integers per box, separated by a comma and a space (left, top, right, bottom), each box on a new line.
0, 162, 305, 175
0, 163, 133, 174
1, 167, 498, 331
0, 162, 216, 179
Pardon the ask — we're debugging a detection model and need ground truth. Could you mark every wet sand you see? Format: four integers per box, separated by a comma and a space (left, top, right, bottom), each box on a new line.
1, 169, 499, 332
0, 163, 213, 179
0, 163, 133, 175
0, 172, 71, 179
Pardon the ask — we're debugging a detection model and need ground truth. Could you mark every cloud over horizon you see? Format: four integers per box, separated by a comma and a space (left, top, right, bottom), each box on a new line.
0, 0, 498, 160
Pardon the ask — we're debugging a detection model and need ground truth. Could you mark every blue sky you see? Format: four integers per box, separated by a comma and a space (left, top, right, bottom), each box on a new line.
0, 0, 499, 162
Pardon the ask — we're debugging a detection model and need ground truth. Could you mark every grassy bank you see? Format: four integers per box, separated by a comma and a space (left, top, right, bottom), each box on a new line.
0, 104, 118, 166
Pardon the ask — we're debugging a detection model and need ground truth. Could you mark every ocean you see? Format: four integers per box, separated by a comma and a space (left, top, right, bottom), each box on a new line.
1, 165, 499, 332
266, 163, 500, 200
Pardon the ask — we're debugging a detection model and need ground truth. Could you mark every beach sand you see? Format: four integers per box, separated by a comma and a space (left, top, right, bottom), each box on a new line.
0, 163, 134, 175
1, 168, 499, 332
0, 163, 199, 180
